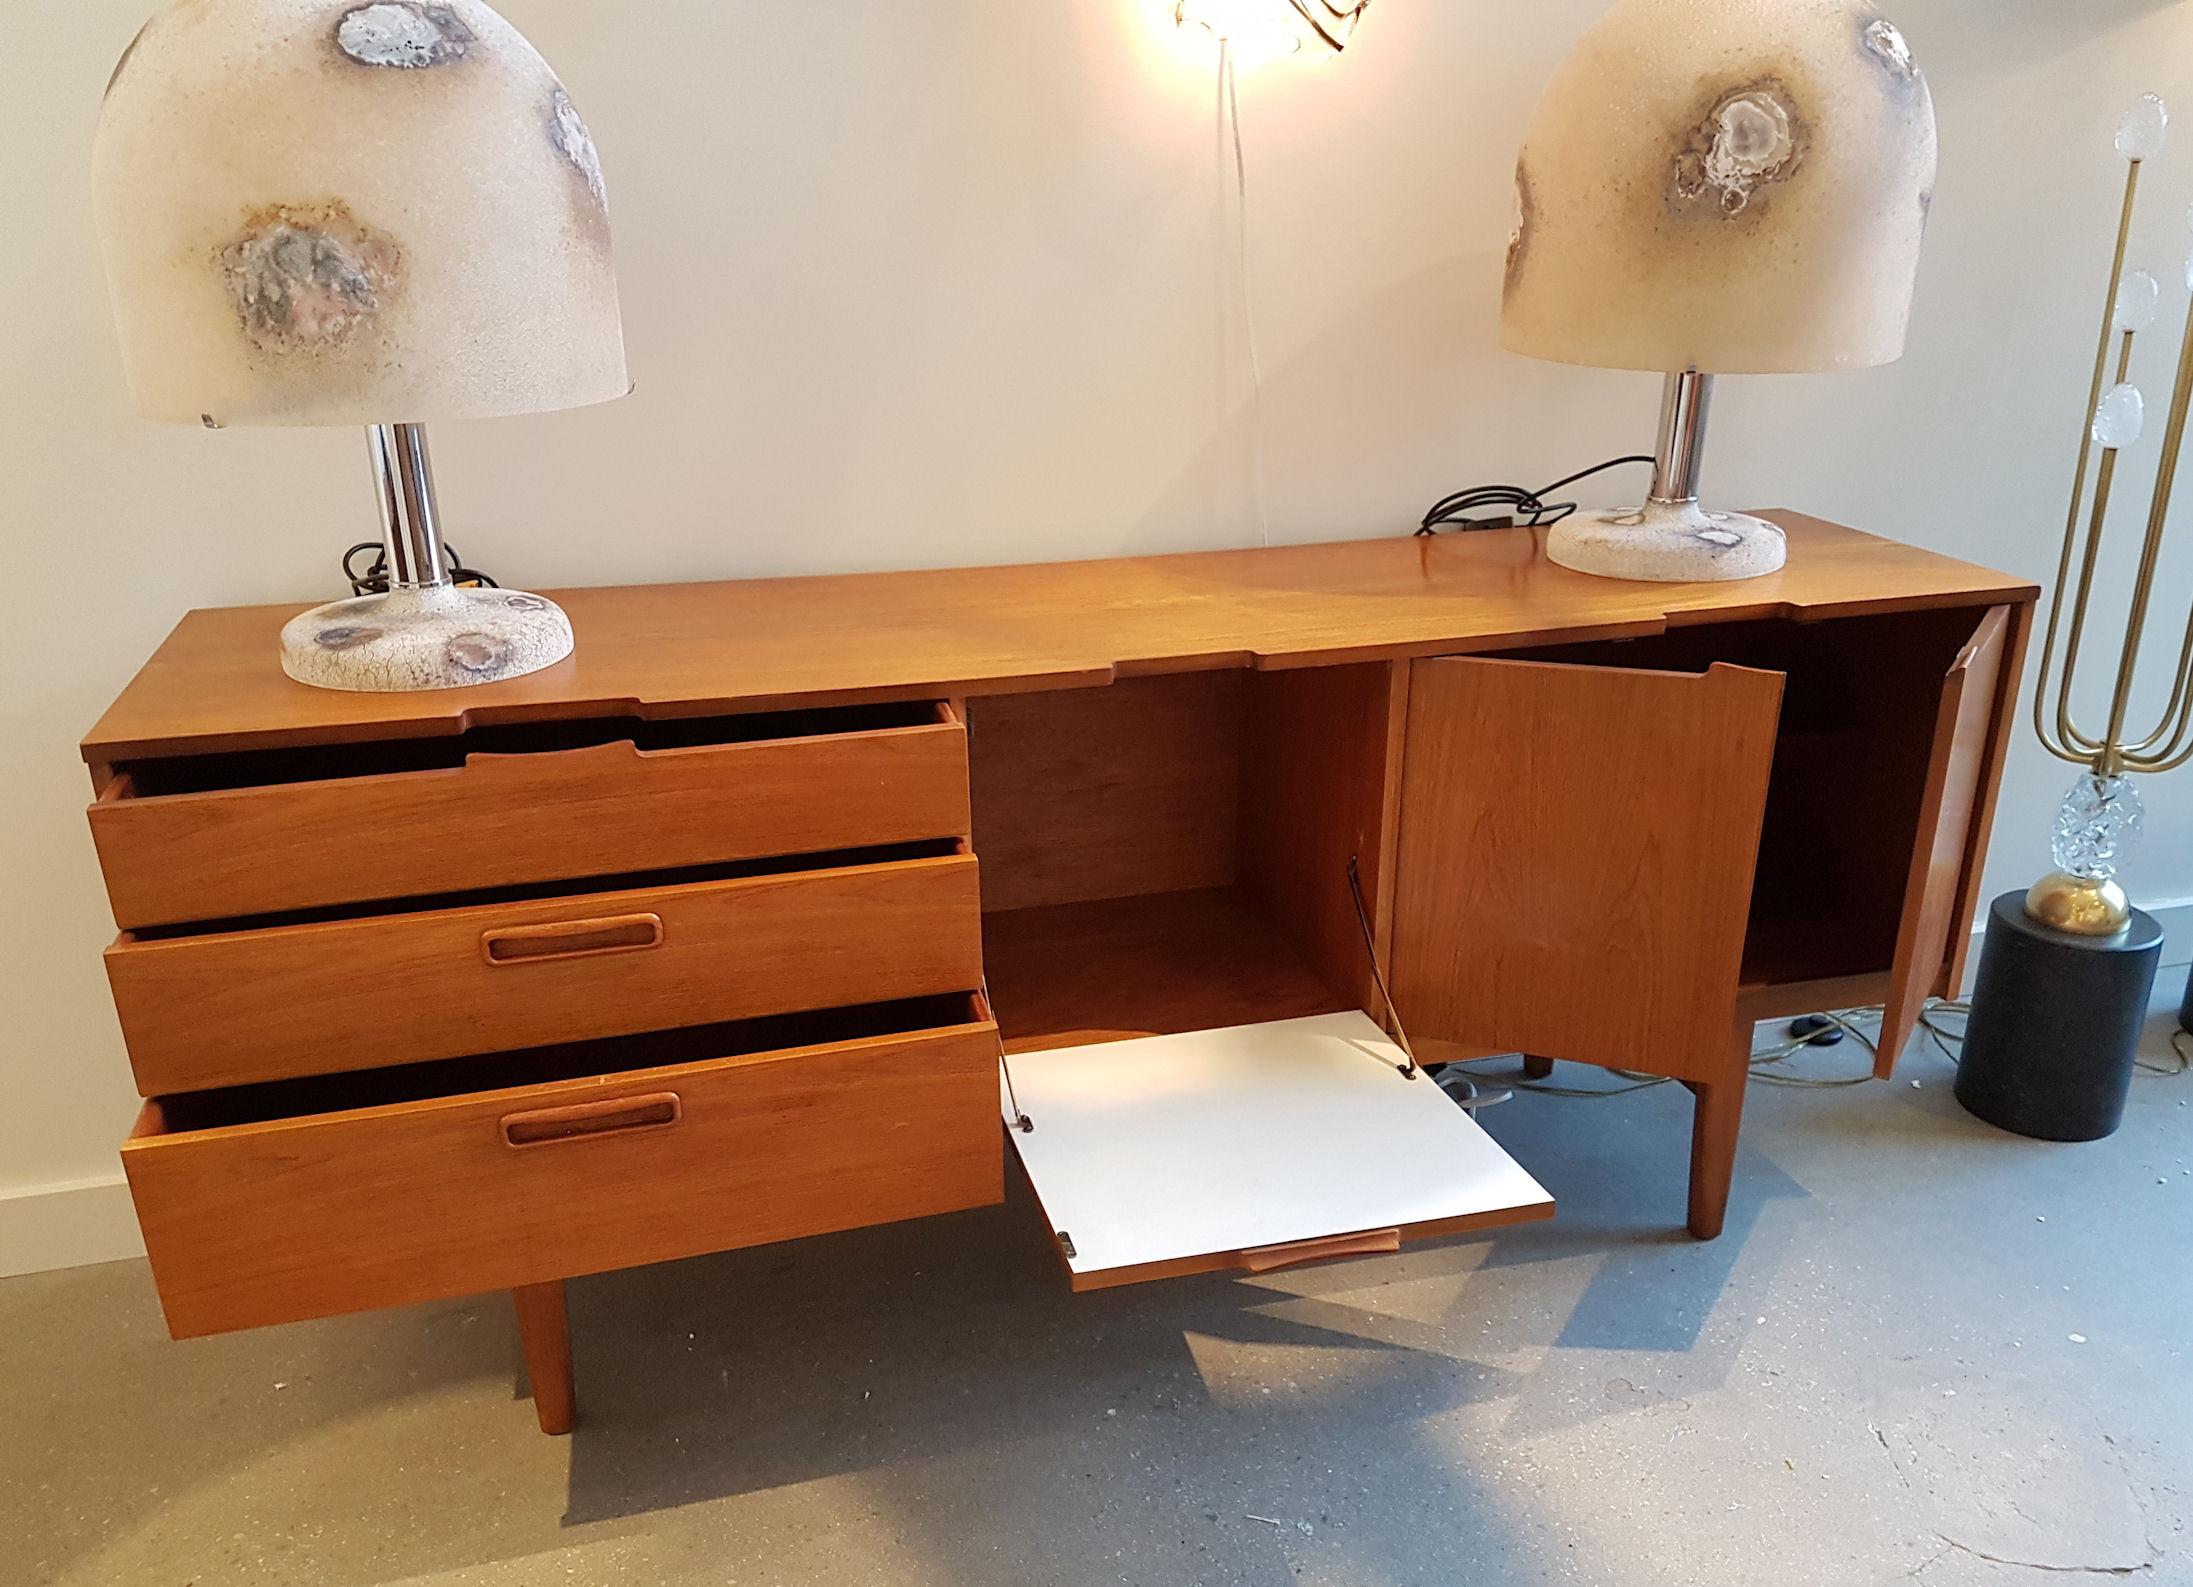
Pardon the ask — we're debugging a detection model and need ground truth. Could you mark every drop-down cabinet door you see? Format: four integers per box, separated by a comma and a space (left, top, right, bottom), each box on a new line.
1389, 656, 1785, 1080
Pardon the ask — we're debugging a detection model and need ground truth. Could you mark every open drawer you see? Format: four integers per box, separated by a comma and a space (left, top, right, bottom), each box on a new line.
123, 996, 1004, 1338
106, 846, 984, 1094
1003, 1012, 1553, 1290
89, 699, 972, 929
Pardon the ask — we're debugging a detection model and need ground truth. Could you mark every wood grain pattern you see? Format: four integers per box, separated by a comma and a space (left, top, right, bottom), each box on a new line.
1944, 600, 2034, 997
986, 888, 1349, 1055
968, 674, 1243, 912
1053, 1203, 1555, 1293
1877, 606, 2011, 1077
107, 854, 984, 1095
1687, 1062, 1749, 1240
1238, 663, 1407, 1021
80, 516, 2036, 764
122, 1016, 1004, 1338
89, 707, 971, 929
1390, 658, 1784, 1081
1494, 607, 2003, 991
1737, 971, 1894, 1023
512, 1282, 574, 1436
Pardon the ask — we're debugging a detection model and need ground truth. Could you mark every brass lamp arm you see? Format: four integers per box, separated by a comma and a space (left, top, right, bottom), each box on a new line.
2048, 416, 2131, 760
2127, 710, 2193, 770
2095, 259, 2193, 758
2034, 164, 2141, 762
2123, 605, 2193, 758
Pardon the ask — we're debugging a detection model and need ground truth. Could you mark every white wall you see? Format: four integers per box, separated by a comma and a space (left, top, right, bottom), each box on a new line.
5, 0, 2192, 1273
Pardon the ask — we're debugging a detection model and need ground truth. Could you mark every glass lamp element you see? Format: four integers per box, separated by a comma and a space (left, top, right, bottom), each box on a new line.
2092, 382, 2146, 450
92, 0, 628, 692
2115, 94, 2169, 163
2027, 773, 2144, 935
2113, 270, 2162, 334
1501, 0, 1937, 584
1175, 0, 1370, 55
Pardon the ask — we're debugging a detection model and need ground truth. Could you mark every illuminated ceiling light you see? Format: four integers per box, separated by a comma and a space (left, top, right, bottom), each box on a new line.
1175, 0, 1372, 56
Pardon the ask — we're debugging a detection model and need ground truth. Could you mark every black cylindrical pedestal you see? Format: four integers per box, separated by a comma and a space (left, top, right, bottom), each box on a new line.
2180, 959, 2192, 1036
1957, 892, 2163, 1142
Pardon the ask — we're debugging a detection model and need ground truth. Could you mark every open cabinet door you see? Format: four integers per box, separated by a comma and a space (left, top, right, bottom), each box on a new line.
1876, 606, 2013, 1077
1390, 657, 1784, 1079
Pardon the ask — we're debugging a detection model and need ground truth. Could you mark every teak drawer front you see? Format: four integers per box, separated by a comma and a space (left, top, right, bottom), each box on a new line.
106, 854, 984, 1094
124, 1019, 1005, 1338
89, 705, 971, 929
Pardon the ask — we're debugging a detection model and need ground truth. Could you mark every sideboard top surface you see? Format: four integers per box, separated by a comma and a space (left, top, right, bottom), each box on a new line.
83, 513, 2037, 762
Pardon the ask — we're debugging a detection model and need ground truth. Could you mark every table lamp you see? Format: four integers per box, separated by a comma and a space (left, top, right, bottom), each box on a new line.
1501, 0, 1937, 582
92, 0, 628, 691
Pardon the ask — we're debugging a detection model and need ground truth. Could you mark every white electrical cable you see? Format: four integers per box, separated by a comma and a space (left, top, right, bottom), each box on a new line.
1443, 998, 2188, 1097
1219, 39, 1275, 550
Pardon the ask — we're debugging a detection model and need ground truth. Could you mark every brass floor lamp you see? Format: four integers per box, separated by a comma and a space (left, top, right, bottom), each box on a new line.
1958, 95, 2187, 1140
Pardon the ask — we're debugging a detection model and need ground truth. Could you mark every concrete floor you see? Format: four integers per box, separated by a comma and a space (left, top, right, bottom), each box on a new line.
5, 1004, 2190, 1587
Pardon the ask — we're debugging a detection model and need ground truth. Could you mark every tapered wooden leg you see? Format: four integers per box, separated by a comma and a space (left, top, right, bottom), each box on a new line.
512, 1281, 575, 1436
1522, 1056, 1555, 1080
1686, 1074, 1747, 1241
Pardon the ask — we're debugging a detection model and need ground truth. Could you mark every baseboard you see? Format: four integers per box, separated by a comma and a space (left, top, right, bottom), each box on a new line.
1964, 893, 2193, 984
0, 1174, 144, 1278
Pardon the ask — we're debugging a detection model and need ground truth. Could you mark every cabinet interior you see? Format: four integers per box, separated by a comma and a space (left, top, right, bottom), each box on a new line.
149, 993, 986, 1134
119, 699, 946, 798
1498, 605, 1988, 990
969, 667, 1394, 1055
970, 603, 1995, 1055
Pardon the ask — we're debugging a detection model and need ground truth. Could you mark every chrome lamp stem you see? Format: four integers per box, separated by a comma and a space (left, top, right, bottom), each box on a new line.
366, 423, 452, 592
1647, 370, 1715, 508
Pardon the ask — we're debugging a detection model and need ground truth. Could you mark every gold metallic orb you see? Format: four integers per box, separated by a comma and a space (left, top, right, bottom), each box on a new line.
2024, 871, 2133, 936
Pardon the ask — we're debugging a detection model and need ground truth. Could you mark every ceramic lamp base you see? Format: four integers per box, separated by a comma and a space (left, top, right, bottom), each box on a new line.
279, 585, 574, 692
1546, 501, 1788, 583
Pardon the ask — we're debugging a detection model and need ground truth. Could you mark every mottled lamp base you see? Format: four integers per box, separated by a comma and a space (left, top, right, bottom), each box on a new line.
1546, 501, 1788, 583
278, 586, 574, 692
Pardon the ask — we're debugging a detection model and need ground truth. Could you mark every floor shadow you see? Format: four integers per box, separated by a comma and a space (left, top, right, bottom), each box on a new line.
551, 1070, 1814, 1542
558, 1171, 1526, 1526
1466, 1072, 1810, 1354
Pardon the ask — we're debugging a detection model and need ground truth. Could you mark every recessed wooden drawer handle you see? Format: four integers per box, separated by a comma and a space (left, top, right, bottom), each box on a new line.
479, 913, 664, 965
1241, 1228, 1402, 1273
501, 1092, 683, 1149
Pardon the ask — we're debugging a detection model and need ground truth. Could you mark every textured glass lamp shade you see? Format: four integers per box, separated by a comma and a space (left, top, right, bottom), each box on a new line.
1500, 0, 1936, 584
93, 0, 626, 428
1502, 0, 1936, 375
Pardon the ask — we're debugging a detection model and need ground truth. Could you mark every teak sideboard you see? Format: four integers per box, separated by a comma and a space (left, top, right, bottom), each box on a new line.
79, 514, 2036, 1434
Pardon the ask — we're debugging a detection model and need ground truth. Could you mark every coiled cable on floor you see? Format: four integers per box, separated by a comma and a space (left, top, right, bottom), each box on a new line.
1438, 997, 2187, 1097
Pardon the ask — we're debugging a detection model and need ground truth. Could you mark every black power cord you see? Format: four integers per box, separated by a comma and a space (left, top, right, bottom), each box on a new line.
1415, 455, 1657, 537
343, 542, 501, 597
